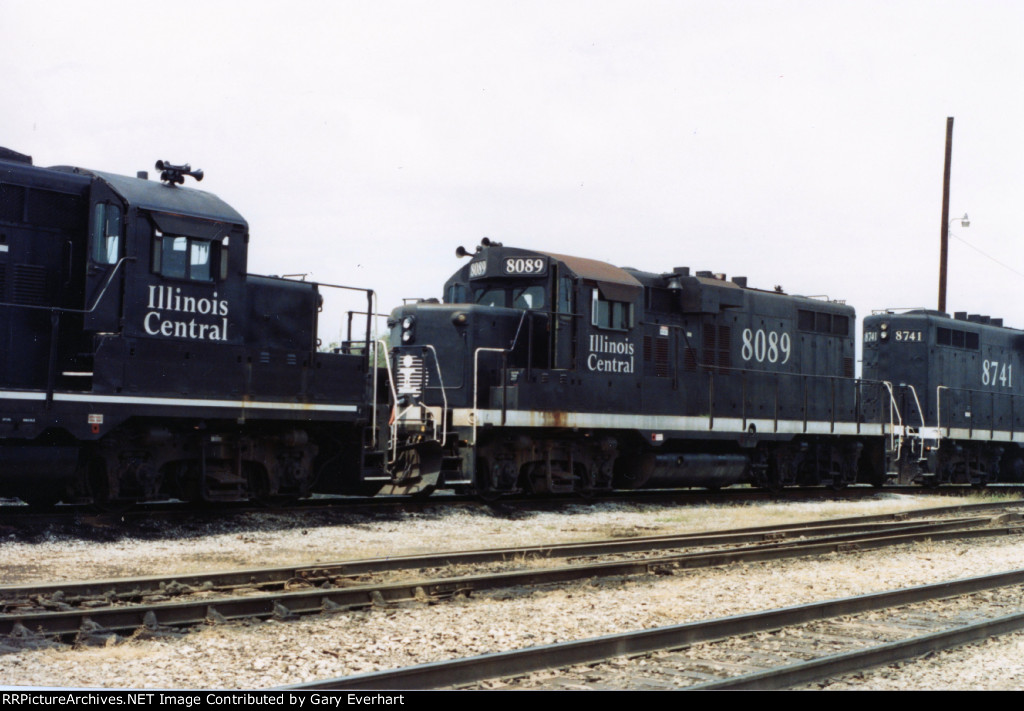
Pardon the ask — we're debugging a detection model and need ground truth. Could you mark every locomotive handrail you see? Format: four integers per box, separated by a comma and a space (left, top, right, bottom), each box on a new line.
370, 337, 379, 449
463, 310, 535, 445
346, 310, 391, 346
935, 385, 950, 449
6, 255, 137, 408
698, 357, 886, 430
378, 338, 400, 461
304, 280, 377, 354
880, 381, 903, 459
906, 384, 927, 448
307, 282, 380, 448
424, 344, 449, 448
870, 307, 930, 315
935, 384, 1018, 443
472, 347, 511, 446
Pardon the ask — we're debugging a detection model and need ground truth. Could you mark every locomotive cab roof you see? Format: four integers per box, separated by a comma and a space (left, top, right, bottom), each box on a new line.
61, 166, 246, 229
446, 242, 642, 303
443, 240, 852, 317
0, 147, 246, 229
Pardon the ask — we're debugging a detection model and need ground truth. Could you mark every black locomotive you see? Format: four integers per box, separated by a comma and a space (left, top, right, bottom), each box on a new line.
0, 148, 380, 505
862, 309, 1024, 486
384, 239, 892, 498
4, 147, 1019, 508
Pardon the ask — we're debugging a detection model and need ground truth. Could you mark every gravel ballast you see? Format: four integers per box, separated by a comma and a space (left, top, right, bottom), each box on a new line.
3, 493, 1024, 690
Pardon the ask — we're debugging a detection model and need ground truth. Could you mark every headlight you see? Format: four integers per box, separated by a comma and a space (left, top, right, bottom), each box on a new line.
400, 314, 416, 344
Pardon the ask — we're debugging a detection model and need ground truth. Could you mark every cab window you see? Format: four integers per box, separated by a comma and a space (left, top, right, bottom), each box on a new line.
473, 285, 546, 309
512, 286, 545, 309
474, 287, 506, 307
152, 231, 214, 282
91, 203, 122, 265
446, 283, 469, 304
592, 288, 633, 330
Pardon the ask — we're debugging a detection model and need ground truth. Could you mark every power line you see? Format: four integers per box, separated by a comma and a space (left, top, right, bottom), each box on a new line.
949, 230, 1024, 280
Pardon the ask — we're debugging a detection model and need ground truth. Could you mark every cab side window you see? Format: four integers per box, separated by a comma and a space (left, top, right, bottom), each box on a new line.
91, 203, 122, 265
591, 288, 633, 330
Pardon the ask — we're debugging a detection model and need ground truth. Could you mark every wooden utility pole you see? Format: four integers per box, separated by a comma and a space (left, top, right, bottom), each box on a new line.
938, 117, 954, 313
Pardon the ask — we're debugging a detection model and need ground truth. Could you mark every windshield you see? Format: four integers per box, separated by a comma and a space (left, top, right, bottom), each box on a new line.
473, 285, 546, 309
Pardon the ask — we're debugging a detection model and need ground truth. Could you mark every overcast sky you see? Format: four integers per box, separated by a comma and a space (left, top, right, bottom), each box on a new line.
4, 1, 1023, 349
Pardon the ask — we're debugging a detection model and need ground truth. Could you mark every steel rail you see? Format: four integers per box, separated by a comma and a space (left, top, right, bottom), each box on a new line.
2, 488, 1021, 527
2, 519, 1020, 639
282, 567, 1024, 690
690, 610, 1024, 690
5, 499, 1020, 602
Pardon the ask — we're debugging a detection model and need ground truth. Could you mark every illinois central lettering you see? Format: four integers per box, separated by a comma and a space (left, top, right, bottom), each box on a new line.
144, 285, 230, 341
587, 334, 635, 373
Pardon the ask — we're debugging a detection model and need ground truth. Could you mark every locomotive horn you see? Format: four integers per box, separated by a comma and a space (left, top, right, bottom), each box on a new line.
155, 160, 204, 184
456, 246, 469, 258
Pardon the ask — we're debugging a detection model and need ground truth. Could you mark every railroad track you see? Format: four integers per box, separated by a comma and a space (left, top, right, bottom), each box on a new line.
3, 485, 1016, 530
4, 500, 1024, 650
285, 568, 1024, 690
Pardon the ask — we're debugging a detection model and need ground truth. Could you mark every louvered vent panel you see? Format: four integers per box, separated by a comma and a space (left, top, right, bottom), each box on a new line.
655, 336, 669, 377
12, 264, 46, 305
683, 347, 698, 372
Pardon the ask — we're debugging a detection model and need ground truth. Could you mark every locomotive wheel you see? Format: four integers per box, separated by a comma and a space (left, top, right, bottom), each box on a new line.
84, 455, 130, 512
474, 457, 504, 502
576, 463, 610, 499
